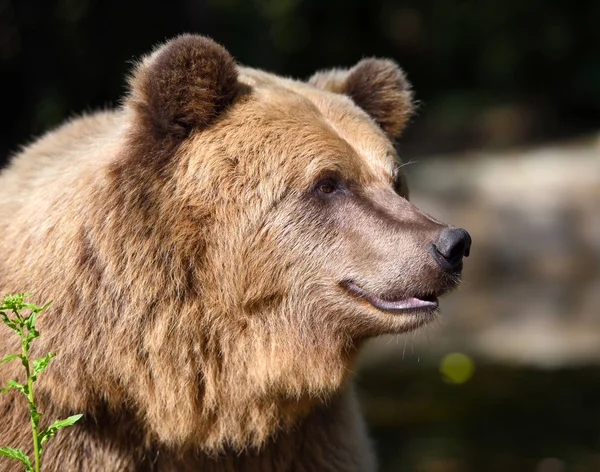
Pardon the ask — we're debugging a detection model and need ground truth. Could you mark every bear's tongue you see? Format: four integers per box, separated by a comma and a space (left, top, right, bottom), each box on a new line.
345, 282, 438, 312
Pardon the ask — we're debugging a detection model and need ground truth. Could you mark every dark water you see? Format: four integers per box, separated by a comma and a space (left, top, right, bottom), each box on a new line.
359, 363, 600, 472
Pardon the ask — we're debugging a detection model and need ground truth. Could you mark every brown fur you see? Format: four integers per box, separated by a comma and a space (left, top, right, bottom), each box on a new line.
309, 58, 414, 138
0, 35, 459, 471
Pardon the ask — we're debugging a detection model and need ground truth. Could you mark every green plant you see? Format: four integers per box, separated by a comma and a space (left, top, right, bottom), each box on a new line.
0, 293, 82, 472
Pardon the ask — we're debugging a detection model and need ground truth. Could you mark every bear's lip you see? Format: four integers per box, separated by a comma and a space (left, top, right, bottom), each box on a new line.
342, 282, 439, 313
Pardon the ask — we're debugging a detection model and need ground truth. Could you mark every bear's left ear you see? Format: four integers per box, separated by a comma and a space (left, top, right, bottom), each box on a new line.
309, 58, 414, 139
126, 34, 239, 141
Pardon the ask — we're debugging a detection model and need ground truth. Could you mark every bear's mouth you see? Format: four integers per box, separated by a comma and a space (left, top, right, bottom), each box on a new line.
342, 281, 439, 313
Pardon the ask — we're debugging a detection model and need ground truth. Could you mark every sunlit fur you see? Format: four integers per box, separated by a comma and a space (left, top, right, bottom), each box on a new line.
0, 35, 457, 471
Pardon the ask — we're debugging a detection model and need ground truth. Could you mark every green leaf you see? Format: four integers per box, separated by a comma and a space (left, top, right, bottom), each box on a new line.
40, 300, 52, 311
25, 326, 40, 342
23, 303, 41, 311
38, 414, 83, 447
28, 401, 40, 430
1, 293, 31, 312
25, 311, 36, 331
1, 379, 28, 396
0, 353, 22, 364
33, 352, 55, 377
0, 446, 33, 471
0, 312, 22, 336
23, 301, 50, 314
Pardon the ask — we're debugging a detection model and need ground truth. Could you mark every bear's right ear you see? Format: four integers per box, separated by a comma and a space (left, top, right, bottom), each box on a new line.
126, 34, 239, 141
309, 58, 414, 139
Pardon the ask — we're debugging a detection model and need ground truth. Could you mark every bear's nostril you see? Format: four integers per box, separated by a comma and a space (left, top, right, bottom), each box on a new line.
430, 227, 472, 273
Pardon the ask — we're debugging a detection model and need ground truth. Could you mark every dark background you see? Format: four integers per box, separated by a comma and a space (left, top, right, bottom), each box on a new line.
1, 0, 599, 162
1, 2, 600, 472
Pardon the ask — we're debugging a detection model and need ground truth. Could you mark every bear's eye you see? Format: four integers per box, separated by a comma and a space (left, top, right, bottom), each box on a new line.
310, 172, 347, 199
318, 180, 336, 194
314, 176, 342, 197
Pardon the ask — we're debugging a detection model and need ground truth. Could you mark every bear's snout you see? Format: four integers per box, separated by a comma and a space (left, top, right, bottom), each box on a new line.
429, 227, 472, 274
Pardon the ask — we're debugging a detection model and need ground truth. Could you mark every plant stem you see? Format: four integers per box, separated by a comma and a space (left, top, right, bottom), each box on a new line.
23, 330, 40, 472
28, 377, 40, 472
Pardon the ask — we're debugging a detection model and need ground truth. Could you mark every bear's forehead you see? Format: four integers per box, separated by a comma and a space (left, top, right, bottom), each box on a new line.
237, 67, 399, 185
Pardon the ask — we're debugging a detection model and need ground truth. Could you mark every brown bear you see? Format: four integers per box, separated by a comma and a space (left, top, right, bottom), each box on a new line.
0, 35, 470, 471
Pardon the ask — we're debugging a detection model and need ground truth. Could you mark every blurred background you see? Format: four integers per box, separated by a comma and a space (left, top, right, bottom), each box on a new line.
1, 1, 599, 470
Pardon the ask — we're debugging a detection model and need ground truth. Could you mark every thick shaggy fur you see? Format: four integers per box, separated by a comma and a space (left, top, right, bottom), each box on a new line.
0, 35, 457, 471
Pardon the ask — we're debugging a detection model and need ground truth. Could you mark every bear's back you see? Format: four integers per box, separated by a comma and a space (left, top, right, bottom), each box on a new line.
0, 111, 122, 223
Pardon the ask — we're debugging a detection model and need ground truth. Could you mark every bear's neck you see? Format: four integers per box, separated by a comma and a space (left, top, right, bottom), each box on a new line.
125, 308, 358, 451
62, 385, 373, 472
158, 387, 372, 471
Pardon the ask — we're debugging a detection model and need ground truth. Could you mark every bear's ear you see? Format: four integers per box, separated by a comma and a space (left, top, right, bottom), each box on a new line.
126, 34, 239, 141
309, 58, 414, 139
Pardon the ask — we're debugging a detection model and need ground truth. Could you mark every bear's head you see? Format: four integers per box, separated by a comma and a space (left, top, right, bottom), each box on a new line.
76, 35, 470, 451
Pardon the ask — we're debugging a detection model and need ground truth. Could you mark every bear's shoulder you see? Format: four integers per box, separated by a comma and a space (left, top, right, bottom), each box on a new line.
0, 110, 123, 220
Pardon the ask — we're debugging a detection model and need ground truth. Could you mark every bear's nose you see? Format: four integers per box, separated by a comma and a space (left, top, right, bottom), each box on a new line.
429, 227, 471, 273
